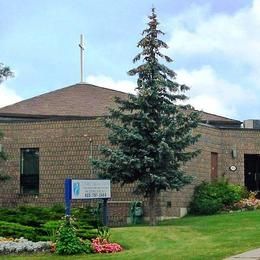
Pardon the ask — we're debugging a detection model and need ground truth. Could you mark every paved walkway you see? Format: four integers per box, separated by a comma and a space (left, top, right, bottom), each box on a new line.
225, 249, 260, 259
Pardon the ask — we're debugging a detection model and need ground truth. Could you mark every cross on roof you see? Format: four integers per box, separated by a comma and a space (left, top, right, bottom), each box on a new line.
79, 34, 85, 83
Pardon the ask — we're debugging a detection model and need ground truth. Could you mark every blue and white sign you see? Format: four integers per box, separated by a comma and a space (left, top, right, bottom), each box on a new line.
71, 179, 111, 199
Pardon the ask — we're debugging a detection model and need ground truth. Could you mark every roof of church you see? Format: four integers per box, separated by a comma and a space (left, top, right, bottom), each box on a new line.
0, 83, 241, 126
0, 83, 127, 118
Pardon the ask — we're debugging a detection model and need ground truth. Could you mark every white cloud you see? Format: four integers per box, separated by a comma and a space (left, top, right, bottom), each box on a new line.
168, 0, 260, 76
163, 0, 260, 119
85, 68, 256, 119
0, 84, 22, 108
86, 75, 136, 94
176, 66, 256, 118
188, 95, 234, 117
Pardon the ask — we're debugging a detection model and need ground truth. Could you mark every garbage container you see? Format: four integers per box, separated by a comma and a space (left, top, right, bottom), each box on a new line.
129, 201, 143, 224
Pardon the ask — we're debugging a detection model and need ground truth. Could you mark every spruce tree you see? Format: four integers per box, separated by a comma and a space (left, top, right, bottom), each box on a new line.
93, 9, 200, 225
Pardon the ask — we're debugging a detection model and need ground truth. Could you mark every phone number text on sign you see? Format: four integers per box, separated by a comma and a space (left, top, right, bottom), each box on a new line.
71, 179, 111, 199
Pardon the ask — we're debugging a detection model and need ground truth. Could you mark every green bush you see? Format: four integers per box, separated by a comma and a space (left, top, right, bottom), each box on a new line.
0, 221, 55, 241
0, 205, 100, 228
81, 239, 93, 254
190, 198, 222, 215
72, 206, 101, 228
56, 217, 87, 255
42, 220, 62, 242
0, 205, 65, 227
189, 181, 246, 215
0, 221, 37, 241
0, 204, 100, 242
76, 225, 98, 240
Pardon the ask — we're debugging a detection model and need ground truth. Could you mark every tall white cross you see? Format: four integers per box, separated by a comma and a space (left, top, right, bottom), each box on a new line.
79, 34, 85, 83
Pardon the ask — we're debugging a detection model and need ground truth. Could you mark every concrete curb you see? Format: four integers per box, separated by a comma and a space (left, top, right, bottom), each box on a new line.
225, 249, 260, 259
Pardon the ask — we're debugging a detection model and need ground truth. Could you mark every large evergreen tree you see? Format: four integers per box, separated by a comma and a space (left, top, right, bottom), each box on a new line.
93, 9, 200, 225
0, 63, 13, 181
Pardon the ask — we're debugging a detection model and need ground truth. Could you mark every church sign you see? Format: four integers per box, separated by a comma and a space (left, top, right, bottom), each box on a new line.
71, 179, 111, 199
65, 178, 111, 225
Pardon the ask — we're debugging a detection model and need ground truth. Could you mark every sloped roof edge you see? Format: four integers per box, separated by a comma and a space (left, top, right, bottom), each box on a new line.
0, 82, 241, 124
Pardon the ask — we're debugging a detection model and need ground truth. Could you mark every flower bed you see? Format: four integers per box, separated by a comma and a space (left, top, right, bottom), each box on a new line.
0, 237, 52, 254
91, 237, 123, 253
233, 192, 260, 210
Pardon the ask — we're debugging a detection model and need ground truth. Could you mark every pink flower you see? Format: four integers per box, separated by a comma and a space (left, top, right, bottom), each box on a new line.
91, 237, 123, 253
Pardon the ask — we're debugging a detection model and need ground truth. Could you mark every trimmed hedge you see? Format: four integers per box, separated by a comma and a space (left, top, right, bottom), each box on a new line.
0, 205, 64, 227
0, 221, 36, 241
0, 205, 100, 241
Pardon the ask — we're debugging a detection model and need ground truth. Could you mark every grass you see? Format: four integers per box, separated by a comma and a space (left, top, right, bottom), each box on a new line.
3, 210, 260, 260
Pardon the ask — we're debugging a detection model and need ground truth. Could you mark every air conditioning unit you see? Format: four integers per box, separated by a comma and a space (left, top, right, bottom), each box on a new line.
243, 119, 260, 129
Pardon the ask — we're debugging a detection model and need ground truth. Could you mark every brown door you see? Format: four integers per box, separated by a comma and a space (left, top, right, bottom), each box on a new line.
211, 152, 218, 182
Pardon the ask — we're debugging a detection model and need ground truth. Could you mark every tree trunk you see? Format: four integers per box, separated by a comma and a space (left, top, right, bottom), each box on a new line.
149, 189, 157, 226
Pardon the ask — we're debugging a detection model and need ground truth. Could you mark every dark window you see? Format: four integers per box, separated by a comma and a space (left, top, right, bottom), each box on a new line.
244, 154, 260, 191
20, 148, 39, 194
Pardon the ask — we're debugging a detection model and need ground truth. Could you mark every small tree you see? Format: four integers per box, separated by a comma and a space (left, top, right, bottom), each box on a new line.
93, 9, 200, 225
0, 63, 13, 83
0, 63, 13, 181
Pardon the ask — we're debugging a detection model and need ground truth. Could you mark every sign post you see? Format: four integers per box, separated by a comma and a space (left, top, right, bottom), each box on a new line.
103, 198, 108, 226
65, 179, 72, 216
64, 179, 111, 225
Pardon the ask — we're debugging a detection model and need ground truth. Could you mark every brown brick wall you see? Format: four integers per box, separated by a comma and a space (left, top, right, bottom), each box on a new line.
1, 119, 260, 222
160, 124, 223, 217
220, 128, 260, 185
0, 119, 145, 224
160, 127, 260, 218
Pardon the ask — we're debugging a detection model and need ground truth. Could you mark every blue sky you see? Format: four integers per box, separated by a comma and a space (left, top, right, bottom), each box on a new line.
0, 0, 258, 120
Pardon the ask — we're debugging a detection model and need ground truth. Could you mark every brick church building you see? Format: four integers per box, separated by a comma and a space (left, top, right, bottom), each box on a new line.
0, 83, 259, 225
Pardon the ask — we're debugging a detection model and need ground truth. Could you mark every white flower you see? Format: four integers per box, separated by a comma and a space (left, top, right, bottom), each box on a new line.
0, 237, 51, 254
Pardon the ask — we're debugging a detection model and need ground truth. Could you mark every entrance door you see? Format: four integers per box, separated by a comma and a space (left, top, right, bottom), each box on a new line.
244, 154, 260, 191
211, 152, 218, 182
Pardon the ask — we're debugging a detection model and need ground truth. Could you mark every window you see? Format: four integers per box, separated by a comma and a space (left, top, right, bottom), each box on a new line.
20, 148, 39, 194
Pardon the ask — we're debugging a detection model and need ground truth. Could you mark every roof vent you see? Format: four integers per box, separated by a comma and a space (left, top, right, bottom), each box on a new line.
243, 120, 260, 129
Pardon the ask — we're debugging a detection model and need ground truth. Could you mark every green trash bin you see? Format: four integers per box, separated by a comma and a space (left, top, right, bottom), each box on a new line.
129, 201, 143, 224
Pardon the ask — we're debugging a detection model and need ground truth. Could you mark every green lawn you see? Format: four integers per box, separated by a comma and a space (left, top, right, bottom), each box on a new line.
4, 210, 260, 260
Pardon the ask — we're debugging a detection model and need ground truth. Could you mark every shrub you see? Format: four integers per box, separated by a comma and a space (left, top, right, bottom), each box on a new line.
0, 221, 37, 241
0, 205, 100, 227
0, 205, 65, 227
189, 181, 246, 215
76, 227, 98, 240
190, 197, 222, 215
0, 221, 57, 242
82, 239, 93, 254
72, 206, 101, 228
0, 204, 100, 242
56, 217, 87, 255
217, 183, 247, 205
42, 220, 62, 242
